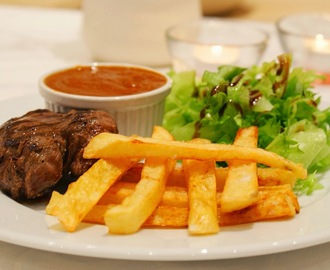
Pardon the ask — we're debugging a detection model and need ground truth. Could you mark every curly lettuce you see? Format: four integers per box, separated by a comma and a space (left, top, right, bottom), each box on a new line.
163, 54, 330, 194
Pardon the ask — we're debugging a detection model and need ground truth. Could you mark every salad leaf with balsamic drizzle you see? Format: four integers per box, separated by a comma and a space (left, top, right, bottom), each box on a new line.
162, 54, 330, 194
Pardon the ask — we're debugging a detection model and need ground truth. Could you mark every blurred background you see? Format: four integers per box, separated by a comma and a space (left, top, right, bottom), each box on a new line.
0, 0, 329, 21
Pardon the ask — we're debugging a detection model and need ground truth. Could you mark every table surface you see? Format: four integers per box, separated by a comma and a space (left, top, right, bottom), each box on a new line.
1, 4, 330, 270
1, 0, 330, 21
227, 0, 330, 21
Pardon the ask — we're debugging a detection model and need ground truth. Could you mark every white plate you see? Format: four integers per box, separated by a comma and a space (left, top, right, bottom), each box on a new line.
0, 92, 329, 261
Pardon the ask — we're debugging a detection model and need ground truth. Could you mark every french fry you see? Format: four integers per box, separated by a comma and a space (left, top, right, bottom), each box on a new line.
83, 132, 307, 179
121, 163, 298, 190
96, 178, 299, 211
104, 126, 175, 234
84, 204, 189, 228
83, 184, 299, 227
144, 205, 188, 227
99, 182, 188, 208
46, 158, 135, 232
220, 185, 300, 226
147, 185, 299, 227
84, 204, 111, 225
97, 182, 136, 205
156, 186, 188, 207
45, 190, 62, 216
214, 167, 298, 192
221, 127, 259, 212
183, 138, 219, 235
256, 168, 297, 188
46, 124, 303, 236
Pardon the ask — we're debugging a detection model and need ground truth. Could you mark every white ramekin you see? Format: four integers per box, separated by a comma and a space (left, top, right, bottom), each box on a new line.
39, 63, 172, 137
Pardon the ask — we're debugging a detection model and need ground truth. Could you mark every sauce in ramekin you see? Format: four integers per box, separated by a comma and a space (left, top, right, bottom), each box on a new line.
44, 65, 167, 97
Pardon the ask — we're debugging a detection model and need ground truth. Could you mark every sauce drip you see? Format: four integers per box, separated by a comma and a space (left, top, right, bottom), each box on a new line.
44, 66, 167, 97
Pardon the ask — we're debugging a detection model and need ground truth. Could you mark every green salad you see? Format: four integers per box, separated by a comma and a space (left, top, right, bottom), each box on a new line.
162, 54, 330, 195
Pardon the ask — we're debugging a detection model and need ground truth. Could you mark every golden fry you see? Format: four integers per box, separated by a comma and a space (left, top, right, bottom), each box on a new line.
144, 206, 188, 227
84, 204, 189, 228
45, 190, 62, 216
121, 163, 298, 190
46, 158, 135, 232
221, 127, 259, 212
84, 204, 111, 225
99, 182, 188, 208
96, 179, 299, 212
183, 138, 219, 235
215, 167, 298, 190
220, 185, 300, 226
256, 168, 297, 188
47, 125, 303, 236
97, 182, 136, 205
104, 126, 175, 234
83, 184, 299, 227
83, 132, 307, 179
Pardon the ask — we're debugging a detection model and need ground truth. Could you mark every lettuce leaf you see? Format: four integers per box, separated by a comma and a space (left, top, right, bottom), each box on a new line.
163, 54, 330, 194
266, 120, 330, 172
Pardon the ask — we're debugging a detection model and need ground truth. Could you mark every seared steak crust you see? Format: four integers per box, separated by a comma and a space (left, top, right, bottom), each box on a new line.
0, 109, 118, 200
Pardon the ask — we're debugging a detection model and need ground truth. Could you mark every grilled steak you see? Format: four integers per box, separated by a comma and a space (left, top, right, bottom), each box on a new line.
0, 109, 118, 200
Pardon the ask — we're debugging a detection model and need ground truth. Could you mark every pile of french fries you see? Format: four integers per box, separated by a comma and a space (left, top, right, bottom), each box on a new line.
46, 126, 307, 235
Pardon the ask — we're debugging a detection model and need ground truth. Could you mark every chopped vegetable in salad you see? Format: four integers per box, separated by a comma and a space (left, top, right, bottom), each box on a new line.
162, 54, 330, 195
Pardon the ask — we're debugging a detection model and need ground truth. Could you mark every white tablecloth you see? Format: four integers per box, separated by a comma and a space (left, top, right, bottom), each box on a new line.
1, 5, 330, 270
